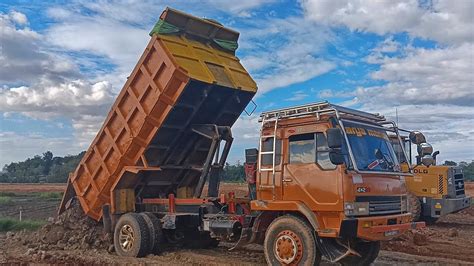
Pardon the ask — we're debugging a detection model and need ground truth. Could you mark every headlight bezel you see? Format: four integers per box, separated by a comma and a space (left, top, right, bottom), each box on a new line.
344, 202, 370, 216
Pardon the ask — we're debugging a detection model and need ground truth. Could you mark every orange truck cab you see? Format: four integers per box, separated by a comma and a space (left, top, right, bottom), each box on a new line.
243, 102, 424, 264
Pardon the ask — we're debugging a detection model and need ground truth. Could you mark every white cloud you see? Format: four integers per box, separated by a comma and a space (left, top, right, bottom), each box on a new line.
0, 12, 79, 85
239, 16, 336, 95
286, 90, 309, 101
45, 16, 149, 89
9, 10, 28, 25
300, 0, 474, 161
227, 115, 261, 164
301, 0, 474, 45
0, 80, 115, 146
361, 44, 474, 106
364, 104, 474, 162
365, 37, 402, 64
336, 43, 474, 161
204, 0, 276, 17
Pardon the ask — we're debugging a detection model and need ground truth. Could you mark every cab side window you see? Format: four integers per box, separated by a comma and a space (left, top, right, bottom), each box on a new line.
261, 137, 282, 165
289, 133, 315, 164
289, 132, 336, 170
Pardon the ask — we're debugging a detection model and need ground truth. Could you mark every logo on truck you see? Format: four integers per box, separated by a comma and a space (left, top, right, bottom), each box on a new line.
413, 169, 429, 174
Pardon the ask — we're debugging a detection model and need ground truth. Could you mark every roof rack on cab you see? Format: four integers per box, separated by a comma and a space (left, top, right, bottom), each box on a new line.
259, 101, 386, 123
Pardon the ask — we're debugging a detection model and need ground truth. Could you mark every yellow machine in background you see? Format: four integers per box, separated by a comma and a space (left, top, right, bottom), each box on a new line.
391, 131, 471, 223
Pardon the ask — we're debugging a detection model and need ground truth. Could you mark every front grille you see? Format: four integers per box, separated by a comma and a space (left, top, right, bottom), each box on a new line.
454, 173, 465, 196
356, 196, 403, 216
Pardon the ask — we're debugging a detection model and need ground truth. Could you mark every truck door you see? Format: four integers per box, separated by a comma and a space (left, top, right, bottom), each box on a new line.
282, 132, 342, 211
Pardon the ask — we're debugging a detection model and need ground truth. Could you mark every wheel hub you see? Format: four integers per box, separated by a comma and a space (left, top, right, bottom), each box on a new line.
274, 230, 303, 265
119, 224, 135, 251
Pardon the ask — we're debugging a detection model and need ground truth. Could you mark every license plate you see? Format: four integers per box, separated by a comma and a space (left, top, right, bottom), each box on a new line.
384, 230, 399, 237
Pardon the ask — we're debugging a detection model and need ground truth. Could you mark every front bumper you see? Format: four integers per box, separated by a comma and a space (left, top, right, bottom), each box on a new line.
421, 196, 472, 217
340, 213, 425, 241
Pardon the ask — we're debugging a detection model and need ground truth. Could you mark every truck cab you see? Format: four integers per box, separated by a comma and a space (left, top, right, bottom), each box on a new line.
245, 102, 424, 264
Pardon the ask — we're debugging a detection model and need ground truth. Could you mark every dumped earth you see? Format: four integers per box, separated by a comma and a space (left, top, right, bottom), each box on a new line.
1, 184, 473, 265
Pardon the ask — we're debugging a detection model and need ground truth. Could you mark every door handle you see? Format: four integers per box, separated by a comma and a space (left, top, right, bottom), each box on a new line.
283, 178, 293, 182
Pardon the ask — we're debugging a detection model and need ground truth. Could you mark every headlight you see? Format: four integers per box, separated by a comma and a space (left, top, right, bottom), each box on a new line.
344, 202, 369, 216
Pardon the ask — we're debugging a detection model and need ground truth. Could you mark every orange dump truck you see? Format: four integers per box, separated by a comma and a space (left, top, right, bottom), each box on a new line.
60, 8, 423, 265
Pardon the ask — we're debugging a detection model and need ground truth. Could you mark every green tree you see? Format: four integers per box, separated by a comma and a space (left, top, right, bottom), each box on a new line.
461, 161, 474, 181
42, 151, 53, 175
443, 160, 457, 166
2, 151, 85, 183
221, 162, 245, 182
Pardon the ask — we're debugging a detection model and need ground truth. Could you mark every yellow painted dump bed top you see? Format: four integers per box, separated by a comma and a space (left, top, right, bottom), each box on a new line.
60, 8, 257, 220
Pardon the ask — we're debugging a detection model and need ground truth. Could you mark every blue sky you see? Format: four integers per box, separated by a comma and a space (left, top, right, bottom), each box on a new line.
1, 0, 473, 167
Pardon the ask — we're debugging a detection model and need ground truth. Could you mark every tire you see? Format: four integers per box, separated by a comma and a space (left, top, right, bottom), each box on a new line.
139, 212, 163, 254
264, 215, 321, 265
114, 213, 151, 257
339, 240, 380, 266
407, 192, 421, 222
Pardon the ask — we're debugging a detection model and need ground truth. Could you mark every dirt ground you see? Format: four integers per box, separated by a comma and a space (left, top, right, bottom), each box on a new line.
0, 182, 473, 265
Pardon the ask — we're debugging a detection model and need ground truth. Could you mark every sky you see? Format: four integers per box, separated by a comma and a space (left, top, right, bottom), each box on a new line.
0, 0, 473, 168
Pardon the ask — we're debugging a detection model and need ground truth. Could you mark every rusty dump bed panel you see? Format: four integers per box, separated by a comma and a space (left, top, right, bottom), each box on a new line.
65, 8, 257, 220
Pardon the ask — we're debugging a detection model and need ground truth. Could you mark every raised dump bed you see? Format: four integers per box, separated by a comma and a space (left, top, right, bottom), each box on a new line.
60, 8, 257, 220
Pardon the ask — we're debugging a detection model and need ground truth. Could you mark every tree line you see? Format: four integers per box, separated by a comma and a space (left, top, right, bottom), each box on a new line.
1, 151, 85, 183
442, 160, 474, 181
0, 151, 246, 183
1, 152, 473, 183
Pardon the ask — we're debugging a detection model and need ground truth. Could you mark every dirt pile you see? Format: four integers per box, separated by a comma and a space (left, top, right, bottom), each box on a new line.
382, 205, 474, 263
4, 199, 111, 262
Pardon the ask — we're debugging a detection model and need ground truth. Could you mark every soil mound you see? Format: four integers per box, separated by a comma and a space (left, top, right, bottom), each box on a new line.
6, 199, 111, 259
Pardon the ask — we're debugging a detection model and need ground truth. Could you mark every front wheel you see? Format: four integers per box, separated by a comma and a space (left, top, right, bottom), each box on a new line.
264, 215, 321, 265
407, 192, 421, 222
339, 240, 380, 266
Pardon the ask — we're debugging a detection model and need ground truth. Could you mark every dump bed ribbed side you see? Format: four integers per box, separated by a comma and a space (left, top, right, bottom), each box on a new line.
64, 8, 257, 220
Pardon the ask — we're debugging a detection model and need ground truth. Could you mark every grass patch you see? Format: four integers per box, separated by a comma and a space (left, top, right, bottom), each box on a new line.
38, 192, 63, 199
0, 192, 17, 197
0, 196, 12, 204
0, 218, 45, 232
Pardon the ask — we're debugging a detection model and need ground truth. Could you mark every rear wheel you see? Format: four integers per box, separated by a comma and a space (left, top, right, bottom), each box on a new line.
407, 192, 421, 222
114, 213, 151, 257
264, 215, 321, 265
139, 212, 163, 254
339, 240, 380, 266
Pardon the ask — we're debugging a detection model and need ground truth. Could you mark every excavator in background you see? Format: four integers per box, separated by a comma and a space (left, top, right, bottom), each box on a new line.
390, 131, 471, 224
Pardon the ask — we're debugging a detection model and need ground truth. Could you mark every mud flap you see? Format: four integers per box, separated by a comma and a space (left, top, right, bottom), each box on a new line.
58, 177, 76, 215
316, 237, 357, 263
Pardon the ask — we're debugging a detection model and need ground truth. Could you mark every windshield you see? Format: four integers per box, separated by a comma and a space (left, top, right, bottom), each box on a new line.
343, 121, 401, 172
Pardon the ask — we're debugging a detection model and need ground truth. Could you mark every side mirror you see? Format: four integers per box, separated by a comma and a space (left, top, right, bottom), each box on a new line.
409, 131, 426, 145
327, 128, 343, 149
329, 150, 345, 165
